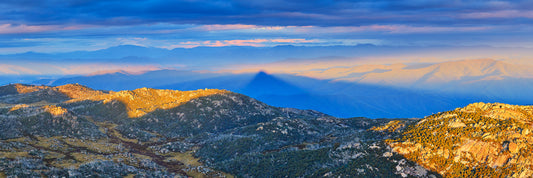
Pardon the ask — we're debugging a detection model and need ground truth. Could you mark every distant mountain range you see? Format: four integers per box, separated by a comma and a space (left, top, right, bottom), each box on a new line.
1, 47, 531, 118
2, 44, 530, 75
0, 44, 396, 67
41, 69, 476, 118
39, 59, 533, 118
45, 69, 220, 91
296, 58, 533, 102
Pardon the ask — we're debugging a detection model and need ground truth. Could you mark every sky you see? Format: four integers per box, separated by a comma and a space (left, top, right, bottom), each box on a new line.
2, 0, 533, 79
3, 0, 533, 118
1, 0, 533, 54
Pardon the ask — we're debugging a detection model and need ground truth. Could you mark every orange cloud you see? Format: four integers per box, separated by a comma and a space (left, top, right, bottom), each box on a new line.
0, 24, 57, 34
0, 64, 41, 75
219, 39, 269, 46
0, 24, 95, 34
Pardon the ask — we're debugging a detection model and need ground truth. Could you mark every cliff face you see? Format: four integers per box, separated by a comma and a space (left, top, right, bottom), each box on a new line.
383, 102, 533, 177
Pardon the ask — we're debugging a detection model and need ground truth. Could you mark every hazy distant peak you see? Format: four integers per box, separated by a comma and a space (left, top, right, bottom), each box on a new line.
86, 69, 134, 76
98, 45, 152, 51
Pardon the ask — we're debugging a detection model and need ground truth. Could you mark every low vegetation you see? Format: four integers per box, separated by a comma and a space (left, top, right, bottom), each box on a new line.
0, 84, 531, 177
382, 102, 533, 177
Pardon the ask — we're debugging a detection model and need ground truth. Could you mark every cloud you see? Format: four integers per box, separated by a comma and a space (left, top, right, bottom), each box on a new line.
0, 24, 95, 34
2, 0, 533, 27
460, 10, 533, 19
199, 24, 258, 31
292, 25, 492, 34
116, 37, 149, 47
0, 64, 40, 75
0, 0, 533, 54
0, 24, 58, 34
164, 38, 318, 48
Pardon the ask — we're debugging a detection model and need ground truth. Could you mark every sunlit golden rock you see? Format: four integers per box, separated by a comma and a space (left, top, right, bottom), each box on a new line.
68, 87, 230, 118
42, 105, 68, 117
386, 102, 533, 177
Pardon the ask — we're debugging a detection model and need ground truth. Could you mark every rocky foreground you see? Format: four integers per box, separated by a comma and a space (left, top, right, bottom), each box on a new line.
382, 102, 533, 177
0, 84, 531, 177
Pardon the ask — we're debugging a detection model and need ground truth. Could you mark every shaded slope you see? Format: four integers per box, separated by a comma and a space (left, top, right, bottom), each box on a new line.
0, 105, 104, 140
116, 92, 328, 140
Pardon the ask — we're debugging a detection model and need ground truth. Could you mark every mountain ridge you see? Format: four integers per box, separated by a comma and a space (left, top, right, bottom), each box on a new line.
0, 83, 532, 177
0, 83, 431, 177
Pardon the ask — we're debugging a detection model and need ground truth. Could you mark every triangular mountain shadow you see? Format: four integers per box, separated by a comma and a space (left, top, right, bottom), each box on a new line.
237, 71, 307, 97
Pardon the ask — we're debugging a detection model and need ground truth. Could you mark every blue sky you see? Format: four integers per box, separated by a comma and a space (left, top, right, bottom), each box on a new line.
1, 0, 533, 54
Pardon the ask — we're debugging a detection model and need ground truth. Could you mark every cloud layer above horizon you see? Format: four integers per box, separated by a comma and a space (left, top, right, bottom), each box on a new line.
1, 0, 533, 54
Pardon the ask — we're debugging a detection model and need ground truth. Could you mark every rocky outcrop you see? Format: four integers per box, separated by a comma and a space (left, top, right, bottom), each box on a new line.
458, 102, 533, 121
66, 87, 230, 118
387, 102, 533, 177
42, 105, 68, 117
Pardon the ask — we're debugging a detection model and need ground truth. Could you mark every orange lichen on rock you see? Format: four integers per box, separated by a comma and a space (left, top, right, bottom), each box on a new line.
42, 105, 68, 116
9, 104, 29, 112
